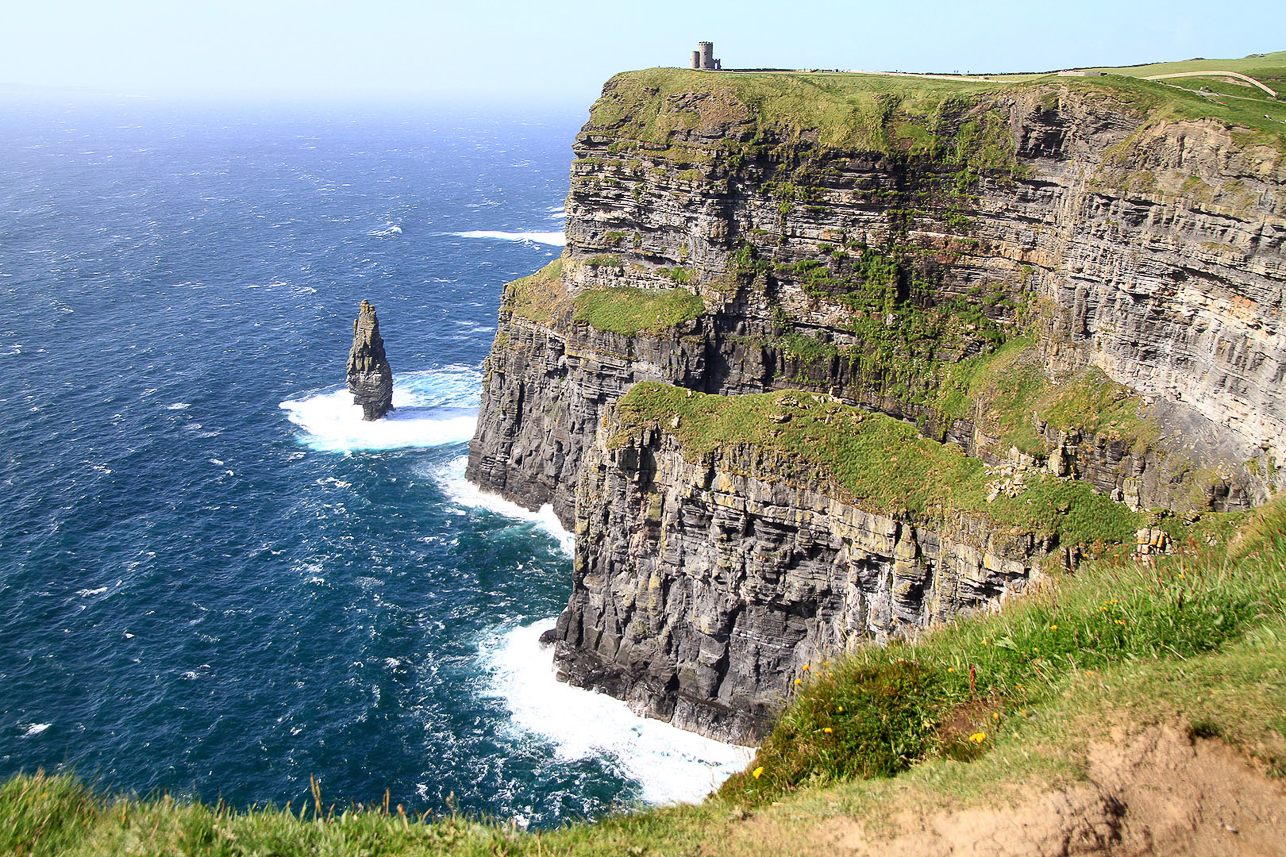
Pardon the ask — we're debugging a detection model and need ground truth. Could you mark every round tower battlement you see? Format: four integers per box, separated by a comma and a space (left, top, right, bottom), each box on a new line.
696, 41, 717, 70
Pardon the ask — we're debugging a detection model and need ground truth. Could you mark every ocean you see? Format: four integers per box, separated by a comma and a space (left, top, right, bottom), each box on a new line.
0, 101, 749, 827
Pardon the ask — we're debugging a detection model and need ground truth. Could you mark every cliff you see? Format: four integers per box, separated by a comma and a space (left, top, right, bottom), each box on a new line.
468, 67, 1286, 742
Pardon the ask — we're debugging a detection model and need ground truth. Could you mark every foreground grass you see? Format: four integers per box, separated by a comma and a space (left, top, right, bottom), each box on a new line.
5, 504, 1283, 856
721, 508, 1286, 806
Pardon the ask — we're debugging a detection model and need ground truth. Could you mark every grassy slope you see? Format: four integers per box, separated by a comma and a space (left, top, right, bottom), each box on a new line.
935, 336, 1161, 456
572, 287, 704, 336
590, 57, 1285, 154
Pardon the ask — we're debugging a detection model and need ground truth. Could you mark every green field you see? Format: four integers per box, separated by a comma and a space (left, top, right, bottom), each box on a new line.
590, 51, 1285, 155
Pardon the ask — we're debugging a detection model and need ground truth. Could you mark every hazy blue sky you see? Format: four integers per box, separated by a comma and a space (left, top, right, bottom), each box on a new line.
0, 0, 1279, 107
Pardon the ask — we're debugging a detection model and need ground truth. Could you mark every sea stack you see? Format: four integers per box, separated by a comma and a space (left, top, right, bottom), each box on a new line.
346, 299, 393, 421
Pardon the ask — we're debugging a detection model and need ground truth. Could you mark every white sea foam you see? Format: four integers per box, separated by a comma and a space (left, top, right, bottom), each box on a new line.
451, 230, 566, 247
166, 402, 191, 410
432, 456, 573, 554
482, 620, 754, 805
22, 723, 51, 738
281, 368, 480, 454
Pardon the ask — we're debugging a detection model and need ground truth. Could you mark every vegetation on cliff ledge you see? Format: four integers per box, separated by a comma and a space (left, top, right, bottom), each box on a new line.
614, 381, 1147, 549
503, 258, 569, 323
571, 286, 705, 336
588, 53, 1285, 162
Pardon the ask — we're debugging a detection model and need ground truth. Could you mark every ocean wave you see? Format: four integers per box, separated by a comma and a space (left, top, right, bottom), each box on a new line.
451, 230, 566, 247
371, 222, 403, 238
280, 367, 481, 454
22, 722, 51, 738
481, 620, 753, 805
432, 456, 573, 554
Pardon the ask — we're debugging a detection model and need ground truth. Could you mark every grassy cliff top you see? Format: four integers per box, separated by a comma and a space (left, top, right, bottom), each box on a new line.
587, 52, 1286, 153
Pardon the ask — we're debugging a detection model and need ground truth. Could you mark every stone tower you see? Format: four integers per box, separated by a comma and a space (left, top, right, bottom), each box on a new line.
692, 41, 720, 71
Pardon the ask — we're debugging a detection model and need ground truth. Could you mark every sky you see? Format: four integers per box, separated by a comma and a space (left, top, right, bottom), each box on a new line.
0, 0, 1280, 109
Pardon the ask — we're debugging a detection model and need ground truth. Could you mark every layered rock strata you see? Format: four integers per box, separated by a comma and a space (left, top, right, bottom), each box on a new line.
471, 74, 1285, 521
347, 299, 394, 421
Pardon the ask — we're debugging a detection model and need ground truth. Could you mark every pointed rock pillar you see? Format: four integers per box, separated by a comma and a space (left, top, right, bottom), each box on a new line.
346, 299, 393, 421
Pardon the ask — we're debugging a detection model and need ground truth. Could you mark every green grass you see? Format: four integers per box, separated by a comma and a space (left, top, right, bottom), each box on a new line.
615, 381, 1148, 548
1077, 50, 1286, 80
588, 57, 1285, 166
571, 286, 705, 336
935, 337, 1161, 456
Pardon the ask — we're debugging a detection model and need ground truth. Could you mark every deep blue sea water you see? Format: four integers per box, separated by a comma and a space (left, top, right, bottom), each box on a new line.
0, 101, 747, 826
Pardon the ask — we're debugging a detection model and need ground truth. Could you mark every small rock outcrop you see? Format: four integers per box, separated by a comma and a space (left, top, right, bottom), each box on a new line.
346, 300, 393, 421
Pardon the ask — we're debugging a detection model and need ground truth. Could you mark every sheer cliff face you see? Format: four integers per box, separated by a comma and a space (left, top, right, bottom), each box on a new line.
467, 71, 1286, 742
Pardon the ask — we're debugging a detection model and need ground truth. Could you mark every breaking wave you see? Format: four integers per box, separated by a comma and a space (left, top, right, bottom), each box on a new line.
481, 620, 753, 805
430, 456, 572, 554
280, 368, 480, 453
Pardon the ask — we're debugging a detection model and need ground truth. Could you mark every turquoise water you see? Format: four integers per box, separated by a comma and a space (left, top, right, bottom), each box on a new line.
0, 102, 747, 826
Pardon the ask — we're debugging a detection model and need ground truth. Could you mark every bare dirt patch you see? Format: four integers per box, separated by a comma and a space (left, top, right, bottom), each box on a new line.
817, 726, 1286, 856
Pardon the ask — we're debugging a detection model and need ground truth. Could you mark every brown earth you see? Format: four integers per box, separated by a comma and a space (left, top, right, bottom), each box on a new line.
816, 727, 1286, 856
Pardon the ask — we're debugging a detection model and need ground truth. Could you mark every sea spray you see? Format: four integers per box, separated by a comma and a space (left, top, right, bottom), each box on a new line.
480, 620, 754, 805
281, 368, 480, 453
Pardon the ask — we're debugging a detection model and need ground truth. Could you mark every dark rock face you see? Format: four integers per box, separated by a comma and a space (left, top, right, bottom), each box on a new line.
552, 416, 1043, 743
346, 300, 393, 421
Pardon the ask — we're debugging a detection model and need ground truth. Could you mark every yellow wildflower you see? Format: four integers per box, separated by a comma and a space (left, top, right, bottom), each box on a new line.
1049, 624, 1058, 630
802, 664, 810, 671
948, 667, 955, 673
794, 678, 802, 685
752, 766, 764, 779
992, 712, 1000, 721
823, 727, 833, 734
837, 706, 844, 713
968, 732, 986, 743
